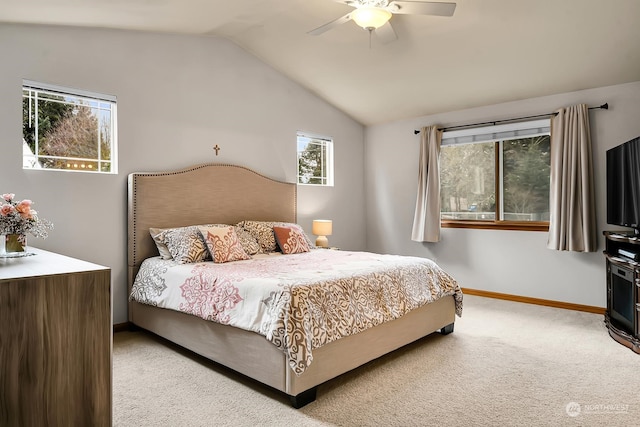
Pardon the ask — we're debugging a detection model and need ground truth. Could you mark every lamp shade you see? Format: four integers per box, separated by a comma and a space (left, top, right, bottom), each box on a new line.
351, 7, 392, 30
312, 220, 333, 237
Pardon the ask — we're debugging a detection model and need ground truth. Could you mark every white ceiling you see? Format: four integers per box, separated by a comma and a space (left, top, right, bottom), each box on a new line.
2, 0, 639, 125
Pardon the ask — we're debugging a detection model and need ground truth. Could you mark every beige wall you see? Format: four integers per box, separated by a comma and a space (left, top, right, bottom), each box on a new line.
365, 81, 640, 308
0, 24, 365, 323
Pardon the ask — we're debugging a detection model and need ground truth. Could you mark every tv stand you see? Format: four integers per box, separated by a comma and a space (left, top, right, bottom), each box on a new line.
603, 231, 640, 354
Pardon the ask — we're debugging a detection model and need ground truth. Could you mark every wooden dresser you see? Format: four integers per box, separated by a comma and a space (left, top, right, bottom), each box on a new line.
0, 248, 111, 426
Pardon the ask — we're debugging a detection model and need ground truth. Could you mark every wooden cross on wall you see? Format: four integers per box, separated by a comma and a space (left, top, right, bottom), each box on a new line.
213, 145, 221, 156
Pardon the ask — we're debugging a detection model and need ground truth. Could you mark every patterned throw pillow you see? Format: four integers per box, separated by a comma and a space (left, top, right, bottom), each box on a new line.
157, 225, 209, 264
238, 221, 315, 253
233, 226, 262, 255
198, 225, 251, 263
149, 227, 173, 260
237, 220, 280, 253
273, 226, 311, 254
151, 223, 260, 261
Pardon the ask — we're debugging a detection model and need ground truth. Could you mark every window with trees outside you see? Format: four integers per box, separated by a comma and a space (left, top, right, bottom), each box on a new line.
439, 119, 550, 231
22, 80, 117, 174
297, 132, 334, 186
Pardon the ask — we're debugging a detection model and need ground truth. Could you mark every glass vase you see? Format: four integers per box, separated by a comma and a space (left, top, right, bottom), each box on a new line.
3, 234, 27, 254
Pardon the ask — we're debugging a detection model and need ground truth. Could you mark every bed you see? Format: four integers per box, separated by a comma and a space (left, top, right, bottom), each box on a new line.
127, 163, 462, 407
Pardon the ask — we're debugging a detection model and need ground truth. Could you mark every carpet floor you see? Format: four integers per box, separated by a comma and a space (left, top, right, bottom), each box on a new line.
113, 295, 640, 426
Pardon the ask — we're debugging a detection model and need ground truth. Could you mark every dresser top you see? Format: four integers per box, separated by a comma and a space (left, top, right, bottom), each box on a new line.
0, 247, 109, 281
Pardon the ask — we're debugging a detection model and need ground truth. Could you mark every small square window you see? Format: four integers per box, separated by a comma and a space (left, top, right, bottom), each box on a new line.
22, 80, 117, 174
297, 132, 333, 186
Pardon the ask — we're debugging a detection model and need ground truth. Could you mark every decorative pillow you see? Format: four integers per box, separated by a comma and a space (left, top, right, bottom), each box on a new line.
157, 225, 209, 264
273, 226, 311, 254
295, 225, 316, 249
198, 225, 250, 263
238, 220, 315, 253
233, 226, 262, 255
150, 223, 259, 261
237, 220, 280, 253
276, 222, 315, 250
149, 227, 173, 260
205, 224, 261, 256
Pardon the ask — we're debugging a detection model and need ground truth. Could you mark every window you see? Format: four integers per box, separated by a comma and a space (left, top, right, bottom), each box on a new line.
297, 132, 334, 186
439, 120, 550, 231
22, 80, 117, 173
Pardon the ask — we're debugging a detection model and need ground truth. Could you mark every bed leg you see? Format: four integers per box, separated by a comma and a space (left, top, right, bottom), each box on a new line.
289, 387, 317, 408
440, 323, 454, 335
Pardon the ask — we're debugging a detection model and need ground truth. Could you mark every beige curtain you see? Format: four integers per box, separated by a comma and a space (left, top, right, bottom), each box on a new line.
411, 125, 442, 242
547, 104, 597, 252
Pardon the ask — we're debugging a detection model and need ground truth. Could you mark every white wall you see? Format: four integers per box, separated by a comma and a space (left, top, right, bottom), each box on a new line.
365, 81, 640, 308
0, 24, 365, 324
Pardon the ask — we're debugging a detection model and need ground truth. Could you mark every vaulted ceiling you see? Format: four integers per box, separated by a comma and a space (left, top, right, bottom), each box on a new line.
2, 0, 639, 125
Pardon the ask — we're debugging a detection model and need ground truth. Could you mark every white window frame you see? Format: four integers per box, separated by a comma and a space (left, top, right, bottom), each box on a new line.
297, 132, 334, 186
22, 80, 118, 174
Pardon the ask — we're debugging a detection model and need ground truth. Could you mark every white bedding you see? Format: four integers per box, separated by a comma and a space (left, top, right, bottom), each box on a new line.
130, 249, 462, 374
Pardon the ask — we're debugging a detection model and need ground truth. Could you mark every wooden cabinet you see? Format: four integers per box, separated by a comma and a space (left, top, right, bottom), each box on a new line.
603, 231, 640, 354
0, 248, 111, 426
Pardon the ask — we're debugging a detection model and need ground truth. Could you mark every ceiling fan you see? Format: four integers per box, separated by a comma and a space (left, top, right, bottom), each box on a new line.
308, 0, 456, 43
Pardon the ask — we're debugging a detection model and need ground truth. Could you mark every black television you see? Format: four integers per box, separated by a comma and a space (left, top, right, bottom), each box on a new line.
606, 136, 640, 235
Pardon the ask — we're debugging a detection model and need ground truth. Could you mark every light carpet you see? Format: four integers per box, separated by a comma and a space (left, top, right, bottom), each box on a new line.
113, 295, 640, 426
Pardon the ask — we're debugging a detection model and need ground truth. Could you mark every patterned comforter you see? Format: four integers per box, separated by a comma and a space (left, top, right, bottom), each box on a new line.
130, 250, 463, 375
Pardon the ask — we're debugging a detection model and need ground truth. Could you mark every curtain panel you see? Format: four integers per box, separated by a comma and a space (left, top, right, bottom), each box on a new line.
547, 104, 597, 252
411, 125, 442, 243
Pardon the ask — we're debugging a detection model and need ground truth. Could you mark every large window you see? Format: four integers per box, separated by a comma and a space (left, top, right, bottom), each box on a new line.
297, 132, 334, 186
439, 120, 550, 230
22, 80, 117, 174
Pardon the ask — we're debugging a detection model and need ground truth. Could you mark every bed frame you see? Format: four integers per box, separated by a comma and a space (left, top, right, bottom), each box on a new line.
127, 163, 456, 407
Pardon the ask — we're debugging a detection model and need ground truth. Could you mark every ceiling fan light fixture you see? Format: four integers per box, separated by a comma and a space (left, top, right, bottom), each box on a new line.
351, 7, 392, 30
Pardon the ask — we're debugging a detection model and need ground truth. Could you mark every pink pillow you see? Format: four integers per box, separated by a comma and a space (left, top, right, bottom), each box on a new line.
198, 226, 250, 263
273, 225, 311, 254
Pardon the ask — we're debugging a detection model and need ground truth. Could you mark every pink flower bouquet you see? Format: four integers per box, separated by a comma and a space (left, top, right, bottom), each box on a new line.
0, 193, 53, 239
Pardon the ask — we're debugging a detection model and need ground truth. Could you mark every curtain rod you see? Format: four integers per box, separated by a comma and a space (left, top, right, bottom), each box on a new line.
413, 103, 608, 135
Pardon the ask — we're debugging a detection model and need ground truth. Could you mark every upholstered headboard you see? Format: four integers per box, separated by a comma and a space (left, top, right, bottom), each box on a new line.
127, 163, 297, 312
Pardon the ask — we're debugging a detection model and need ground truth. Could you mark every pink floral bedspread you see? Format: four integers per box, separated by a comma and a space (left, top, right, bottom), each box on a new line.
130, 250, 462, 375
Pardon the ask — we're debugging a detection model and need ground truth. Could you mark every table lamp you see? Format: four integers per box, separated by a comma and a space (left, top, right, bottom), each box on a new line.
312, 220, 332, 248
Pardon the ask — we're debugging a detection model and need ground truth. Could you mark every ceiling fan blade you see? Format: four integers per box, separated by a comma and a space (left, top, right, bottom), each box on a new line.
389, 1, 456, 16
308, 12, 353, 36
375, 21, 398, 44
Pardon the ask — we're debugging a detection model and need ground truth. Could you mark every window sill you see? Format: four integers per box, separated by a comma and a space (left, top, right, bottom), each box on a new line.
441, 220, 549, 232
